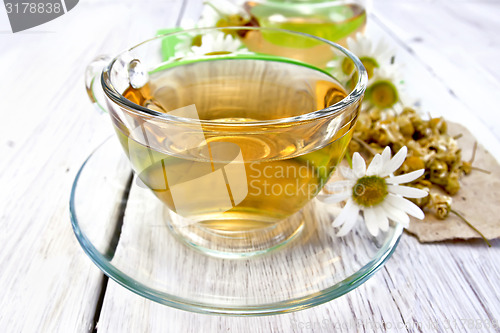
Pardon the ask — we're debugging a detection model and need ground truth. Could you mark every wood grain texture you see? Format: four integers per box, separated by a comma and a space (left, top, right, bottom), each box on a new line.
372, 0, 500, 144
95, 1, 500, 332
1, 0, 500, 332
97, 236, 500, 333
363, 17, 500, 160
95, 177, 396, 315
0, 1, 183, 332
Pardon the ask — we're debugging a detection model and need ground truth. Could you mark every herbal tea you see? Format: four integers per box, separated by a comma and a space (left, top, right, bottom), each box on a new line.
116, 59, 354, 232
245, 1, 366, 45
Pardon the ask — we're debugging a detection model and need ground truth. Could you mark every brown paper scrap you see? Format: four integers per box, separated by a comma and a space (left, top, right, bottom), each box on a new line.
406, 122, 500, 243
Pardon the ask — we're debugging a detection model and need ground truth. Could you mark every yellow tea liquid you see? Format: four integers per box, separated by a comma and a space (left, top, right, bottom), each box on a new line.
116, 59, 354, 232
245, 1, 366, 45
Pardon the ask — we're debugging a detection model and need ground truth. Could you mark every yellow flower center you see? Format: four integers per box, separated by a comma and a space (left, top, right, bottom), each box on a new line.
216, 16, 247, 36
341, 57, 355, 75
360, 57, 379, 79
191, 35, 202, 47
342, 56, 379, 80
367, 80, 399, 109
352, 176, 388, 207
205, 51, 232, 55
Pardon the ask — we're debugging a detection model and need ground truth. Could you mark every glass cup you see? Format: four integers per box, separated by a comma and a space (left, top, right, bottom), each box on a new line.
86, 26, 367, 258
243, 0, 369, 46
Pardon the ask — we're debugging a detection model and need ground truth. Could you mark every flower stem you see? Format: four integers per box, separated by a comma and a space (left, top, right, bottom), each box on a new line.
352, 137, 377, 156
470, 166, 491, 174
345, 148, 353, 168
463, 142, 490, 174
468, 141, 477, 163
450, 209, 491, 247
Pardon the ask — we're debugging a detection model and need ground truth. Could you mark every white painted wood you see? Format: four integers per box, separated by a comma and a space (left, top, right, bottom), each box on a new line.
0, 1, 184, 332
1, 0, 499, 332
372, 0, 500, 144
97, 235, 500, 333
361, 21, 500, 161
96, 177, 394, 318
96, 1, 500, 332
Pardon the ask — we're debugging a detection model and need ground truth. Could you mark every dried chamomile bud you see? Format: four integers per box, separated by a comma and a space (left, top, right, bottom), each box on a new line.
444, 173, 460, 195
429, 192, 452, 220
429, 117, 447, 134
461, 161, 472, 175
397, 116, 415, 137
399, 155, 425, 174
409, 182, 430, 208
429, 160, 448, 185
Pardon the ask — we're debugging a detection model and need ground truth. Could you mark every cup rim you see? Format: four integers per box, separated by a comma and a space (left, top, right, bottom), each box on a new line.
101, 26, 367, 127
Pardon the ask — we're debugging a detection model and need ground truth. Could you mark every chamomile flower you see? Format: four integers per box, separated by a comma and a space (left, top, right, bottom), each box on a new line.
319, 146, 428, 237
190, 32, 243, 55
364, 65, 405, 113
196, 3, 221, 28
326, 33, 394, 89
345, 33, 394, 79
198, 0, 250, 28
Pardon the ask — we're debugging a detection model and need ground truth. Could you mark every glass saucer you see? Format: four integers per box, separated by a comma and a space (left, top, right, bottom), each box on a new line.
70, 136, 403, 316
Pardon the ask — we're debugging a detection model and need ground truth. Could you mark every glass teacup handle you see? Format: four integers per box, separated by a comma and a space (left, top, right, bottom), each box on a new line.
85, 55, 112, 113
85, 54, 149, 113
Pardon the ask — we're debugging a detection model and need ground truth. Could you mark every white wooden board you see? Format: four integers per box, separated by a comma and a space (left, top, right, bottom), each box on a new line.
1, 0, 499, 332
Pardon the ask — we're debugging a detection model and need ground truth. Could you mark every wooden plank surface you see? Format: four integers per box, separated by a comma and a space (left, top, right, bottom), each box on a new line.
373, 0, 500, 142
95, 2, 500, 332
1, 0, 499, 332
0, 1, 184, 332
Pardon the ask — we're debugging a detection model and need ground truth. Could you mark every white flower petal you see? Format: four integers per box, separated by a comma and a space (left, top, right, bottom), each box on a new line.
339, 166, 356, 181
372, 40, 393, 65
222, 34, 242, 51
373, 205, 389, 232
381, 146, 392, 165
387, 184, 428, 199
190, 32, 242, 55
197, 5, 221, 28
366, 154, 383, 176
203, 0, 243, 17
347, 33, 369, 56
332, 199, 356, 227
363, 208, 379, 237
386, 169, 424, 185
380, 146, 407, 177
317, 191, 351, 204
386, 194, 425, 220
336, 204, 361, 237
352, 152, 367, 178
382, 201, 410, 227
324, 180, 354, 192
346, 36, 356, 51
372, 64, 402, 82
